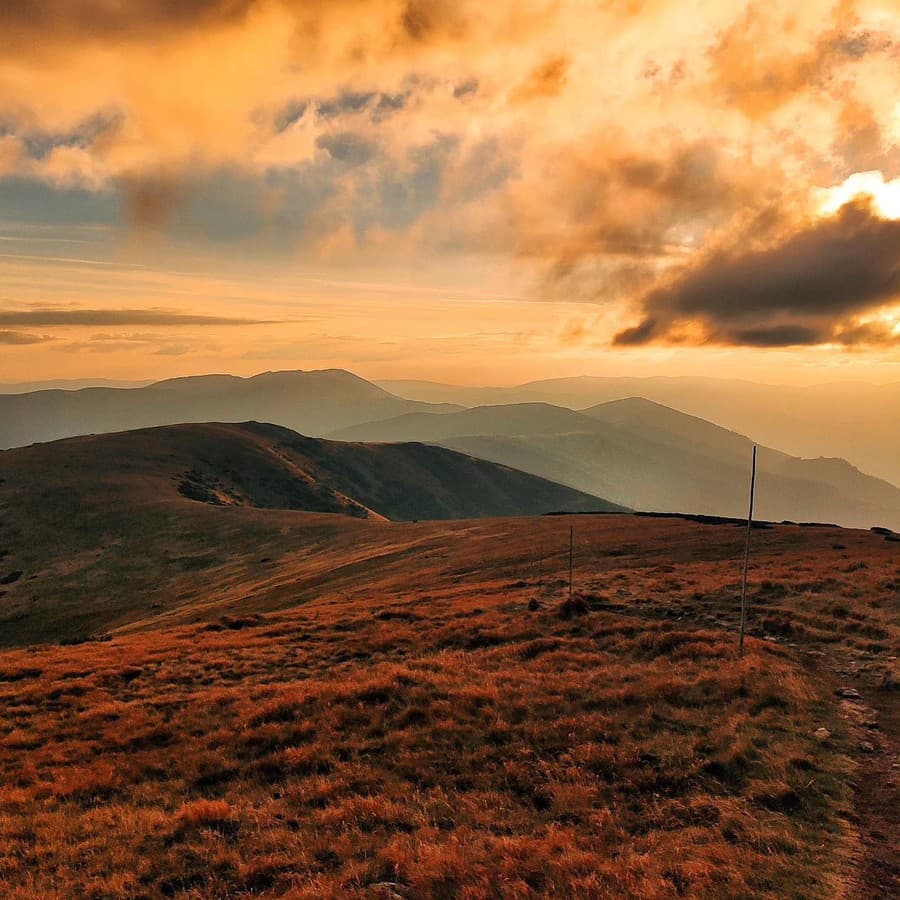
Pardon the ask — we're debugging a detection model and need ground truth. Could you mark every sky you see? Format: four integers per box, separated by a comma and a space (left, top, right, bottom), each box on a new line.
0, 0, 898, 386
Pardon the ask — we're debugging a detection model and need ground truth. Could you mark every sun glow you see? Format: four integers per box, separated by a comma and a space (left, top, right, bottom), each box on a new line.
815, 171, 900, 221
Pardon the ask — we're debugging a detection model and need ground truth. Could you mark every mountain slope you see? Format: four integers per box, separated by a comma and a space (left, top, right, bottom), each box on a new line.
0, 422, 622, 644
580, 398, 900, 518
0, 420, 617, 523
583, 397, 789, 463
331, 402, 599, 443
0, 369, 461, 450
332, 398, 900, 530
379, 376, 900, 485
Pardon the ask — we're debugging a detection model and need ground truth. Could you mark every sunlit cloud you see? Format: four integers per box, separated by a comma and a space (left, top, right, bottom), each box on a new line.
816, 170, 900, 220
0, 0, 898, 379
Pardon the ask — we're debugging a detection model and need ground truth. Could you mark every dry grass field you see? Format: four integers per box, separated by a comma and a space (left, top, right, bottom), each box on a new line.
0, 505, 897, 897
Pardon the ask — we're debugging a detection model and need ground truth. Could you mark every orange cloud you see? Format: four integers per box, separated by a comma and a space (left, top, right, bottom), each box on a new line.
0, 0, 897, 354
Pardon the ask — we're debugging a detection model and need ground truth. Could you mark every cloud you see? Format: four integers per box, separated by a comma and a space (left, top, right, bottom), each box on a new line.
152, 344, 192, 356
0, 136, 25, 176
0, 0, 897, 365
56, 332, 199, 354
512, 54, 570, 102
0, 1, 257, 43
0, 330, 53, 345
0, 308, 275, 326
315, 132, 378, 166
706, 1, 894, 119
506, 135, 768, 306
614, 200, 900, 347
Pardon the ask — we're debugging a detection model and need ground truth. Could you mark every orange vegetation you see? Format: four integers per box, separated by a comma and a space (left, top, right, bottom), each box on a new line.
0, 514, 896, 897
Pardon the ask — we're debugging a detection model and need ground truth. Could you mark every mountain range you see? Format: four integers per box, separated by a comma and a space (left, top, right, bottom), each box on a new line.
333, 397, 900, 530
379, 376, 900, 487
2, 367, 897, 531
0, 369, 460, 450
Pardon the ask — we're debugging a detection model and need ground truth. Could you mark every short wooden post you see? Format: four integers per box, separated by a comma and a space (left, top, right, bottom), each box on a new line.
738, 445, 758, 655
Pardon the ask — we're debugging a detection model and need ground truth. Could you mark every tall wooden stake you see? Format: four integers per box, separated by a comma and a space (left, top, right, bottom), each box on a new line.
738, 445, 758, 656
568, 524, 574, 602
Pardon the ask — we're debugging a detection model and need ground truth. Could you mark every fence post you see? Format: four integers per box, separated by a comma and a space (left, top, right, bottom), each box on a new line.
738, 445, 758, 655
568, 524, 574, 602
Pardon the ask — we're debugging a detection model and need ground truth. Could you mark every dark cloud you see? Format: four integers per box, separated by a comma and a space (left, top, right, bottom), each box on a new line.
614, 200, 900, 347
320, 90, 409, 122
0, 330, 53, 345
614, 317, 660, 346
315, 132, 377, 166
729, 324, 827, 347
453, 78, 479, 99
0, 309, 274, 327
0, 0, 256, 42
275, 89, 410, 133
19, 112, 121, 161
317, 91, 378, 118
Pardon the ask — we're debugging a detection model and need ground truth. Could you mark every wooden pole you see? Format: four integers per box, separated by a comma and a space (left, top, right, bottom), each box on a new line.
738, 445, 758, 656
568, 524, 574, 602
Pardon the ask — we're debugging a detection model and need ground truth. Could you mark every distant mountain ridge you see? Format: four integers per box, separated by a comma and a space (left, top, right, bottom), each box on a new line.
4, 367, 896, 529
378, 376, 900, 486
0, 378, 152, 393
332, 397, 900, 531
331, 403, 599, 443
0, 369, 461, 450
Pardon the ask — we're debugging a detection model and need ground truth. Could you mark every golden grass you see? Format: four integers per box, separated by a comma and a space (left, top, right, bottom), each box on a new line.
1, 509, 897, 896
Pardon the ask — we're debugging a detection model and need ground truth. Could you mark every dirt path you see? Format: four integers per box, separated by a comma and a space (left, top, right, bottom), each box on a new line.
815, 654, 899, 899
591, 594, 899, 898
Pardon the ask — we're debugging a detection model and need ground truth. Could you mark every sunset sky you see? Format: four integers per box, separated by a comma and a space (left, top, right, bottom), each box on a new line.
1, 0, 898, 385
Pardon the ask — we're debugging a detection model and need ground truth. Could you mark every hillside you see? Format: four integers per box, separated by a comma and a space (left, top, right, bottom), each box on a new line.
379, 377, 900, 486
0, 422, 620, 645
333, 398, 900, 530
0, 369, 461, 450
331, 402, 599, 443
0, 512, 896, 896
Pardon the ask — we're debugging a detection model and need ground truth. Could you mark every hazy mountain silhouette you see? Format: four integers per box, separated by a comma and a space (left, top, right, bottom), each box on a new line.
379, 376, 900, 486
333, 397, 900, 530
0, 378, 153, 393
331, 402, 599, 442
5, 367, 896, 528
0, 369, 461, 449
